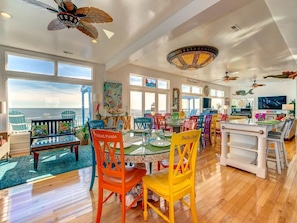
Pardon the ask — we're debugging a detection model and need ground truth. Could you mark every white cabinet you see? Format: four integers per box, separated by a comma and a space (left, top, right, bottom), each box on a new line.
220, 119, 277, 179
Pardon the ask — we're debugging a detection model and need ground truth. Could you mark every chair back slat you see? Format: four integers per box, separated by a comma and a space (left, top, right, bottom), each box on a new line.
168, 129, 201, 186
134, 117, 152, 129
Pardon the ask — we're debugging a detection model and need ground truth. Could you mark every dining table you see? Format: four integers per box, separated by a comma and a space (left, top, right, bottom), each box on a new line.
115, 129, 173, 164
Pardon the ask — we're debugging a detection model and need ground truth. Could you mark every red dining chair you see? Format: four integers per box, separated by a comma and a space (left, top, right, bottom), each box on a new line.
91, 129, 147, 223
182, 119, 197, 131
189, 115, 198, 123
155, 115, 167, 130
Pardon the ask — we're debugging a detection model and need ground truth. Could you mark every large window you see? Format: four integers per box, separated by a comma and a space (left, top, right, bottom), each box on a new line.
7, 79, 91, 126
181, 84, 202, 116
6, 53, 54, 75
6, 52, 94, 127
129, 74, 170, 117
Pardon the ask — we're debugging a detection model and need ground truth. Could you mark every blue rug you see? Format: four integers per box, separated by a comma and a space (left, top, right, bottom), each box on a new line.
0, 145, 92, 190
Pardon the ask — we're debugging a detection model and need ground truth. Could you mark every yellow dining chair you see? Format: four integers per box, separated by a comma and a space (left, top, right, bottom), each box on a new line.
142, 129, 201, 223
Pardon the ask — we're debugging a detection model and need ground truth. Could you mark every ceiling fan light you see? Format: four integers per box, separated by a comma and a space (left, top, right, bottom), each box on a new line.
167, 45, 219, 70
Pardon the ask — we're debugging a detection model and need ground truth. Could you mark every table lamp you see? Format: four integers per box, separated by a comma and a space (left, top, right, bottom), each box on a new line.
282, 104, 294, 118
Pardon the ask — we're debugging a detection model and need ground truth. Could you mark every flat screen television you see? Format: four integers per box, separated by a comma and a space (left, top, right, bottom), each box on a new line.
258, 96, 287, 110
203, 98, 212, 108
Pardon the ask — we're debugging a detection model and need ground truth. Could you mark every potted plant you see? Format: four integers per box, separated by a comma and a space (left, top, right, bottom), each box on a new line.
76, 123, 89, 145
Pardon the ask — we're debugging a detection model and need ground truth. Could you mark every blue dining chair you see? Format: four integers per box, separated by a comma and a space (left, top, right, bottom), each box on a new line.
134, 117, 152, 129
87, 120, 105, 190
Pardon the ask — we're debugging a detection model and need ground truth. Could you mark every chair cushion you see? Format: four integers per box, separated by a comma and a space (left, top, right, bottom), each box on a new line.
32, 125, 48, 136
59, 122, 72, 134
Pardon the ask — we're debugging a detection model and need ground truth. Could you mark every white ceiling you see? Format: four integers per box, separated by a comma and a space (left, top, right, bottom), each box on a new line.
0, 0, 296, 88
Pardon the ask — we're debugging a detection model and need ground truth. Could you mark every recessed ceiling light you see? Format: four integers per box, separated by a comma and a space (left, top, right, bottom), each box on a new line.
92, 39, 97, 43
0, 11, 12, 19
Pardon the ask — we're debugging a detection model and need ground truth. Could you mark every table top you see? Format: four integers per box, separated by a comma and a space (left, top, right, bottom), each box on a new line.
31, 135, 80, 148
116, 130, 172, 163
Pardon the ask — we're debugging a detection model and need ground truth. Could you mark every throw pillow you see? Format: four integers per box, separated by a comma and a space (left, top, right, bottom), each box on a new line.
32, 125, 48, 137
59, 122, 72, 134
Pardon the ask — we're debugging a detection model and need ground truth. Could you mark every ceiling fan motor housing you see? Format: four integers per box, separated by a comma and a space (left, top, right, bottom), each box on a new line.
57, 13, 79, 28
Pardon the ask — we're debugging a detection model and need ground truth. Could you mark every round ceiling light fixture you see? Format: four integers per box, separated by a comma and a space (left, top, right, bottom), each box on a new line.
167, 45, 219, 70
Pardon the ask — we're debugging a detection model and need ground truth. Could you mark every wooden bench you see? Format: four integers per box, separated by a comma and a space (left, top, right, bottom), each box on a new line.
30, 118, 80, 171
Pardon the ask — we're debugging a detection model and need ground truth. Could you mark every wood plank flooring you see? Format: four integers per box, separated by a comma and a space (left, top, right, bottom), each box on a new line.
0, 136, 296, 223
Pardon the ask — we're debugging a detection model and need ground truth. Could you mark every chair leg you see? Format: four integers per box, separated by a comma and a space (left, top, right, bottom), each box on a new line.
143, 184, 148, 221
90, 147, 96, 190
282, 141, 289, 167
190, 189, 198, 223
168, 197, 175, 223
96, 188, 104, 223
121, 193, 126, 223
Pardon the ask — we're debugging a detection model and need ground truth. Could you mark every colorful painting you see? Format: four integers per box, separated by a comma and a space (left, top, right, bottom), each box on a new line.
103, 82, 122, 110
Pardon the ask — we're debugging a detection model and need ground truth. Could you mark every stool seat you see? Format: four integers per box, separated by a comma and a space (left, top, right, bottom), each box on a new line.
266, 122, 290, 174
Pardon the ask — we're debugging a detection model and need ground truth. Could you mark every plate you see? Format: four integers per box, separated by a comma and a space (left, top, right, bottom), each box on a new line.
164, 132, 173, 137
115, 142, 132, 149
150, 140, 171, 147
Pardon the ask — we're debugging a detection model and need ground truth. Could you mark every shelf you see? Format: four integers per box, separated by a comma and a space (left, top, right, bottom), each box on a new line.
228, 142, 257, 153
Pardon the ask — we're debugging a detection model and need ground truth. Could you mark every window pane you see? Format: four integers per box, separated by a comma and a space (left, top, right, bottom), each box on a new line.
210, 89, 216, 96
182, 85, 190, 93
192, 86, 201, 94
130, 74, 142, 86
6, 53, 54, 75
181, 95, 201, 117
217, 90, 224, 97
145, 78, 156, 88
7, 79, 91, 126
158, 80, 168, 89
158, 93, 167, 113
145, 92, 155, 113
212, 98, 223, 112
130, 91, 142, 117
58, 62, 92, 80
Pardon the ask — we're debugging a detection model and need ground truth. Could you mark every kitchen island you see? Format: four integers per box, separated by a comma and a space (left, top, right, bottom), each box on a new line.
220, 119, 280, 179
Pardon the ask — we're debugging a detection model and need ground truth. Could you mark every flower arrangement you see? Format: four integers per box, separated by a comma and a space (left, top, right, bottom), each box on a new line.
255, 113, 266, 121
107, 107, 124, 115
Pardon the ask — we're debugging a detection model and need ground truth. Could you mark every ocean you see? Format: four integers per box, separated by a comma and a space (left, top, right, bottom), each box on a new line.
9, 108, 91, 126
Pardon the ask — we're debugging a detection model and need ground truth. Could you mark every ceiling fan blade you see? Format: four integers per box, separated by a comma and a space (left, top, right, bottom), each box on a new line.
77, 21, 98, 39
20, 0, 58, 13
77, 7, 113, 23
229, 77, 238, 80
47, 18, 66, 30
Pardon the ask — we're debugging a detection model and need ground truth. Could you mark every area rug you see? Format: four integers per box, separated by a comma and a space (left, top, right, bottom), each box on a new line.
0, 145, 92, 190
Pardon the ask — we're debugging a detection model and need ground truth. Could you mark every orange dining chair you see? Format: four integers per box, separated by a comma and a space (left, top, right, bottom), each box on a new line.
189, 115, 198, 122
91, 129, 147, 223
216, 114, 228, 137
155, 115, 167, 130
142, 129, 201, 223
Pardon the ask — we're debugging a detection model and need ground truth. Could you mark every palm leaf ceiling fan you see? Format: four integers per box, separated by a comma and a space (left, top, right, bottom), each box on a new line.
251, 79, 265, 88
21, 0, 113, 39
222, 71, 238, 82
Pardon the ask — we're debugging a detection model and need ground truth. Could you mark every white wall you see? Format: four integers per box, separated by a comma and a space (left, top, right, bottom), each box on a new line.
230, 79, 296, 117
106, 64, 231, 113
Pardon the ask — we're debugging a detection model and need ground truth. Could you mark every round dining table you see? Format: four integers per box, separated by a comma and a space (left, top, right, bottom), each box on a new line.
115, 129, 172, 164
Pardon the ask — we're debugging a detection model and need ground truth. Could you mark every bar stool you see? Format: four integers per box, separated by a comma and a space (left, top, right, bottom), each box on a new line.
266, 122, 290, 174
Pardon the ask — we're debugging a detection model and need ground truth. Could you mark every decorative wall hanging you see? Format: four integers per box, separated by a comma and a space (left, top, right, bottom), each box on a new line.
21, 0, 113, 39
232, 89, 254, 96
103, 82, 123, 115
264, 71, 297, 79
172, 88, 180, 112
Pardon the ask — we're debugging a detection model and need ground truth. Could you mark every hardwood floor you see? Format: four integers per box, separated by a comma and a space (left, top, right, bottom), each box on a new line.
1, 136, 297, 223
